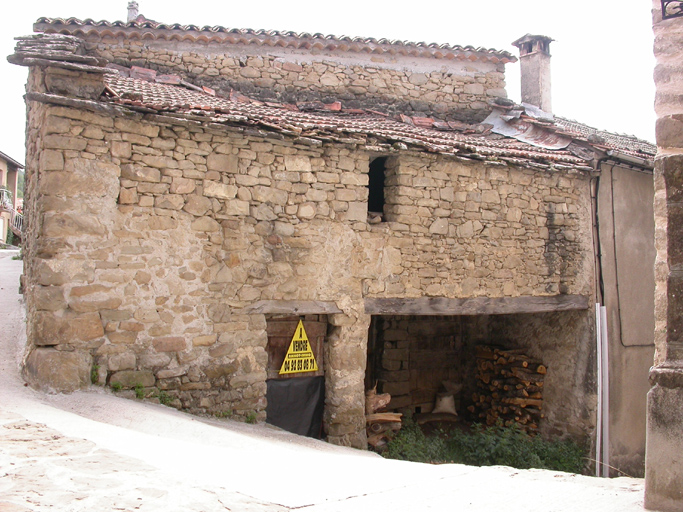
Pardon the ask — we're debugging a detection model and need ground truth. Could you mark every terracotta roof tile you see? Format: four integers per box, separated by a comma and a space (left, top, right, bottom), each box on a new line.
102, 73, 588, 169
33, 17, 516, 63
555, 117, 656, 158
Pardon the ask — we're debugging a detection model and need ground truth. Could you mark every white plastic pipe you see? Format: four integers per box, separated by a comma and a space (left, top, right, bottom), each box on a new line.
600, 305, 610, 477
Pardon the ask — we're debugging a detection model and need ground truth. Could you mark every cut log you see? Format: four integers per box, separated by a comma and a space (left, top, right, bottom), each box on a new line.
366, 412, 403, 423
369, 421, 402, 434
367, 433, 390, 448
365, 385, 391, 414
502, 397, 543, 408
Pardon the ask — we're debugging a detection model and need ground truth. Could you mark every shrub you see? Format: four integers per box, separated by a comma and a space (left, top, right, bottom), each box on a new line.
384, 418, 448, 463
384, 420, 584, 474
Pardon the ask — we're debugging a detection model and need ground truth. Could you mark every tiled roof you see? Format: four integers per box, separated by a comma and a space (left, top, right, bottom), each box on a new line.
102, 71, 590, 170
10, 33, 655, 171
555, 117, 656, 158
33, 17, 516, 64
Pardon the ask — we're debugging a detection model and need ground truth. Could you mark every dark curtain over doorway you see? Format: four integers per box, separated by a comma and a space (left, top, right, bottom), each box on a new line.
266, 375, 325, 438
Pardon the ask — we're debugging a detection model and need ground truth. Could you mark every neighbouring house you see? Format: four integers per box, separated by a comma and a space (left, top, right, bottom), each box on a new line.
646, 1, 683, 510
0, 150, 24, 245
10, 5, 656, 477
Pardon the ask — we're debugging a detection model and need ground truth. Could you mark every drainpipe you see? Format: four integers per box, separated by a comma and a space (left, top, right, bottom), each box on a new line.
590, 160, 610, 477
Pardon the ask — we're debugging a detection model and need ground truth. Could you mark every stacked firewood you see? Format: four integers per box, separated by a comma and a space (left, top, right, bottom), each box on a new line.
468, 346, 546, 433
365, 386, 402, 450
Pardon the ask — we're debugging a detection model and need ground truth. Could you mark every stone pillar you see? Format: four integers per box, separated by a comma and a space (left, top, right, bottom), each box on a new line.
646, 3, 683, 510
324, 309, 371, 448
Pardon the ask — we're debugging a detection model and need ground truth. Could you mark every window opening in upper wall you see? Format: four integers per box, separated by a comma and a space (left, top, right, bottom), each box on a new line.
368, 157, 387, 222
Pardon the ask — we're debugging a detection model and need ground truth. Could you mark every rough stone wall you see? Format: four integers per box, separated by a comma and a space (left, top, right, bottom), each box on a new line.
20, 64, 594, 448
364, 155, 593, 298
90, 38, 506, 122
646, 3, 683, 510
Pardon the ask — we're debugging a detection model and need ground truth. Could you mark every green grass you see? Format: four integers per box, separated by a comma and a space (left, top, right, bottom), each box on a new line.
134, 383, 145, 399
156, 390, 173, 406
384, 419, 585, 474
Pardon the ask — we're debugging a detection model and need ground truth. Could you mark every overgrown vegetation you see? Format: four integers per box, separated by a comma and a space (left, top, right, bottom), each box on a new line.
156, 390, 173, 406
384, 419, 585, 474
90, 364, 100, 385
245, 411, 257, 424
111, 382, 122, 392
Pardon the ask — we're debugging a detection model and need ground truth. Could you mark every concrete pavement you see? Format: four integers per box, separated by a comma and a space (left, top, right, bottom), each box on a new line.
0, 252, 649, 511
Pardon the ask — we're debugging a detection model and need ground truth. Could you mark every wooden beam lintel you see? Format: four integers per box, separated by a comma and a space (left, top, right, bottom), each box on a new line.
364, 294, 590, 316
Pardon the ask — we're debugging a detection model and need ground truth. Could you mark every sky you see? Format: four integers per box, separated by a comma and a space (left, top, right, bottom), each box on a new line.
0, 0, 657, 166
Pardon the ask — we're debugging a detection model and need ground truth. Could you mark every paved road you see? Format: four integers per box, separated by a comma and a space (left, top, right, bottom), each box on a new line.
0, 252, 649, 511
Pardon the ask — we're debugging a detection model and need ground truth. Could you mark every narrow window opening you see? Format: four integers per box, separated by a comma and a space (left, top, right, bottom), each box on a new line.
368, 157, 386, 218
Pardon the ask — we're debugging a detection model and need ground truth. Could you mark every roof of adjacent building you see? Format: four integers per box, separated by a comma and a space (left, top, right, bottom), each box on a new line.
10, 33, 655, 171
33, 17, 516, 64
0, 151, 24, 170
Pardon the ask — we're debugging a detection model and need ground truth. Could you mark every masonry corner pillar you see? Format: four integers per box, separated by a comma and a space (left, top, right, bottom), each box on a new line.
324, 309, 371, 449
646, 5, 683, 509
645, 155, 683, 510
646, 364, 683, 511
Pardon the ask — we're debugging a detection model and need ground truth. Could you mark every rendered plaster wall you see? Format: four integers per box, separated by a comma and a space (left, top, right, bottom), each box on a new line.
597, 163, 655, 478
0, 158, 18, 244
21, 66, 593, 448
88, 37, 506, 122
646, 3, 683, 510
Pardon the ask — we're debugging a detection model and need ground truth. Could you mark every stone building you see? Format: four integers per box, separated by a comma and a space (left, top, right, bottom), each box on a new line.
0, 150, 24, 244
646, 1, 683, 509
10, 7, 656, 475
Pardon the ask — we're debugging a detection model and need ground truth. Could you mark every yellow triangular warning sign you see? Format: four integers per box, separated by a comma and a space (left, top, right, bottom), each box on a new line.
279, 319, 318, 375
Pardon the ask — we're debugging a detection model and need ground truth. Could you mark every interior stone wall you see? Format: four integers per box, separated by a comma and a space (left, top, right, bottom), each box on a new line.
369, 311, 594, 444
488, 310, 596, 445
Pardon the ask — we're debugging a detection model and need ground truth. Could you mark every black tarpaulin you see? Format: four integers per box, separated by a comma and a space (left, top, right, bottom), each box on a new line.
266, 376, 325, 438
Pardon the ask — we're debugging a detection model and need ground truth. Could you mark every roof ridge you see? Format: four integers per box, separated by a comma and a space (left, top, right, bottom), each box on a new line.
33, 17, 515, 60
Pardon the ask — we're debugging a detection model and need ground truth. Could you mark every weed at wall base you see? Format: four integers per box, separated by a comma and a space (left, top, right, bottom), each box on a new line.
384, 419, 585, 474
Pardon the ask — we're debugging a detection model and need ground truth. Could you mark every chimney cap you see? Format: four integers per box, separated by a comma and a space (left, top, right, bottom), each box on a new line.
127, 1, 140, 23
511, 34, 554, 48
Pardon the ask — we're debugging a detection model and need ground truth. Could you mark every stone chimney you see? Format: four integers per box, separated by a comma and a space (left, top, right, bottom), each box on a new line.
512, 34, 553, 113
127, 1, 140, 23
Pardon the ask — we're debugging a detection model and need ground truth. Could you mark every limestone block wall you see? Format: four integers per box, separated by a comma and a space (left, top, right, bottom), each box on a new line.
21, 67, 593, 447
89, 37, 506, 122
